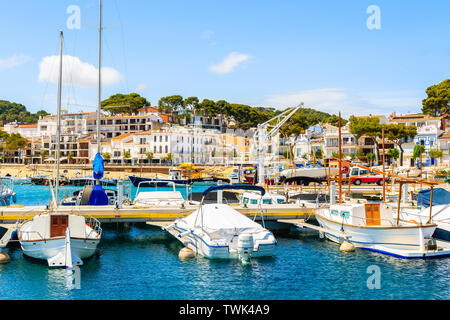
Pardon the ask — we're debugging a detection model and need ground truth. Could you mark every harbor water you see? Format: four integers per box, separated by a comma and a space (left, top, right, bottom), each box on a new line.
0, 182, 449, 300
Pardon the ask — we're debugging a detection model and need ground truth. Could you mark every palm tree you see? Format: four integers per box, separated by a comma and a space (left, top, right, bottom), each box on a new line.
40, 150, 49, 164
146, 152, 153, 165
102, 152, 112, 163
366, 153, 376, 167
387, 148, 400, 168
123, 150, 131, 165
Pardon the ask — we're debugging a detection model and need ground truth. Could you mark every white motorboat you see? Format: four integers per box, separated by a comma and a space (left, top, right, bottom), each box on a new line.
315, 202, 450, 258
17, 212, 102, 267
164, 185, 277, 262
400, 205, 450, 241
133, 181, 185, 207
0, 180, 16, 206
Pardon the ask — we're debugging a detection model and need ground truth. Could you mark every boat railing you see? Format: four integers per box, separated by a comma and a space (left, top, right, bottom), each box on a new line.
19, 230, 45, 240
86, 215, 102, 239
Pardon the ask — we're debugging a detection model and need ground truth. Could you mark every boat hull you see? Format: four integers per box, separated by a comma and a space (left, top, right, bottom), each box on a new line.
20, 237, 100, 261
315, 213, 440, 258
171, 227, 276, 260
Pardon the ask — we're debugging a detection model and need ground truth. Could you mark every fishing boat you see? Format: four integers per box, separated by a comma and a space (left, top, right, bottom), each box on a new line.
315, 113, 450, 259
164, 185, 277, 262
315, 202, 450, 258
17, 212, 102, 266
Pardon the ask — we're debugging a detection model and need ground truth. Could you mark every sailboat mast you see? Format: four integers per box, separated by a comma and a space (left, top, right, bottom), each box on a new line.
55, 30, 64, 208
97, 0, 102, 155
338, 112, 342, 204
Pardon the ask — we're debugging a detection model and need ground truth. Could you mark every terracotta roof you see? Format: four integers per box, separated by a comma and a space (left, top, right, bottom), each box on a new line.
18, 124, 38, 128
389, 113, 442, 122
111, 133, 134, 141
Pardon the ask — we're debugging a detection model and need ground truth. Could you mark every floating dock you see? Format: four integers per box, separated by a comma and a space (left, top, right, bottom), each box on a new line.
0, 204, 316, 225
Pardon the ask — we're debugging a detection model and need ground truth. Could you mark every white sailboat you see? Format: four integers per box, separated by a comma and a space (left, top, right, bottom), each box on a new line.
164, 185, 277, 262
18, 6, 106, 266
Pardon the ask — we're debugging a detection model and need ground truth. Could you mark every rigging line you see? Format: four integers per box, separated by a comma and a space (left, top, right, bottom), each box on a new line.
40, 35, 61, 110
114, 0, 129, 93
68, 26, 80, 109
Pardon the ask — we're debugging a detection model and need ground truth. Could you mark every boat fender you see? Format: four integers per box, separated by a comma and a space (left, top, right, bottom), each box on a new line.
0, 252, 10, 264
340, 241, 355, 252
178, 247, 195, 259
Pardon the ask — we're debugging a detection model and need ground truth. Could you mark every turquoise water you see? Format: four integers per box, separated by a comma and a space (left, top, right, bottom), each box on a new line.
0, 183, 449, 300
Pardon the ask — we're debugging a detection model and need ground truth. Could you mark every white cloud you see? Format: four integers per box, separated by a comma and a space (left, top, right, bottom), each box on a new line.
134, 83, 148, 92
265, 88, 421, 117
209, 52, 251, 74
0, 54, 31, 71
38, 55, 122, 88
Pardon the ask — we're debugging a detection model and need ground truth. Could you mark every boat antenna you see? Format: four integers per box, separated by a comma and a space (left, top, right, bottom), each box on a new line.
55, 30, 64, 209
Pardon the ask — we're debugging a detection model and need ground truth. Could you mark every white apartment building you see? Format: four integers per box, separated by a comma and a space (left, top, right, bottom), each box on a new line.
90, 127, 221, 165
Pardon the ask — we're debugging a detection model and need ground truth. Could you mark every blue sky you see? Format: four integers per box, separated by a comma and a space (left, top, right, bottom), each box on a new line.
0, 0, 449, 117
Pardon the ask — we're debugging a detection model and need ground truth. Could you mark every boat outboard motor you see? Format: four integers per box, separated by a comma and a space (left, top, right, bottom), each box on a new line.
237, 233, 254, 263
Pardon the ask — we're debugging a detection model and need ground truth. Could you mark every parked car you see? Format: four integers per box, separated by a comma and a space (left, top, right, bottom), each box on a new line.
348, 167, 388, 186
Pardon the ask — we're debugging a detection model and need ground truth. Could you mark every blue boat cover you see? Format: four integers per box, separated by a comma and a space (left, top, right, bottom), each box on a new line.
93, 153, 104, 180
202, 184, 265, 197
88, 184, 109, 206
417, 188, 450, 208
89, 153, 108, 205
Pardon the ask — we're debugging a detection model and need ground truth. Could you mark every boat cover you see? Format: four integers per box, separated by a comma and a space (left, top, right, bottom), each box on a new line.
180, 203, 266, 240
417, 188, 450, 208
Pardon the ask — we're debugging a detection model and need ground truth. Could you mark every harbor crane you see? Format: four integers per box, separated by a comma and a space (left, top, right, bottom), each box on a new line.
255, 102, 304, 186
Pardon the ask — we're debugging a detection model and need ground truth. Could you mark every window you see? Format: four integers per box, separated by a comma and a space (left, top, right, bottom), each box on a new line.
250, 199, 258, 205
340, 211, 350, 219
165, 146, 168, 153
262, 199, 272, 204
165, 136, 168, 142
277, 199, 284, 204
243, 197, 249, 205
331, 210, 339, 216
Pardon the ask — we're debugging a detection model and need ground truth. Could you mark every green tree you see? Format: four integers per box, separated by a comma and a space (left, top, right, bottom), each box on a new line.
123, 150, 131, 163
5, 133, 27, 162
102, 93, 150, 115
40, 149, 49, 163
412, 144, 425, 160
387, 148, 400, 166
422, 79, 450, 116
384, 124, 417, 167
366, 153, 376, 166
158, 95, 184, 113
324, 114, 348, 127
429, 148, 443, 166
102, 152, 111, 162
146, 152, 154, 165
349, 116, 382, 164
356, 148, 366, 161
67, 151, 74, 164
183, 97, 199, 111
0, 100, 49, 123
